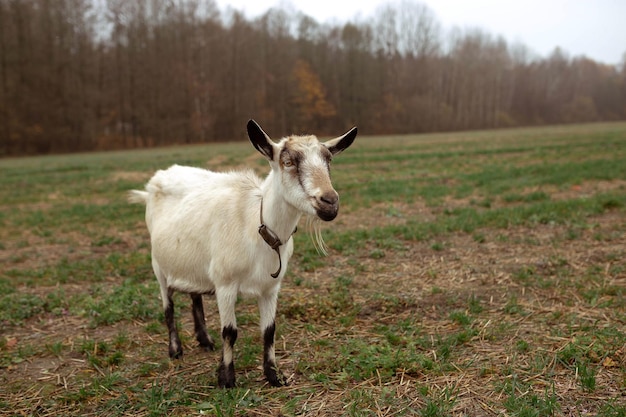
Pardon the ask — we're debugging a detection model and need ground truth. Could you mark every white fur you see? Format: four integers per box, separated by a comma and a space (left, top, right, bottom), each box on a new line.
137, 164, 297, 303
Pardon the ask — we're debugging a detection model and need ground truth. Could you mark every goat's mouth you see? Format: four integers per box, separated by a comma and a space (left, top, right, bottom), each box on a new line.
314, 200, 339, 221
316, 206, 338, 221
311, 191, 339, 221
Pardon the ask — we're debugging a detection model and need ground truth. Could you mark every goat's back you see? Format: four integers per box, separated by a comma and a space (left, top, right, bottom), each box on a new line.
147, 164, 216, 200
139, 164, 267, 291
143, 164, 258, 224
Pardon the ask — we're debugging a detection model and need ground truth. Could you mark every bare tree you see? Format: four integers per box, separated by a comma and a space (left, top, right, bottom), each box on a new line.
0, 0, 624, 155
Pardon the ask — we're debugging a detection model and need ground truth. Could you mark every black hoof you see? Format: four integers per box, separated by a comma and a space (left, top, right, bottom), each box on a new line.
266, 373, 287, 387
170, 349, 183, 359
264, 363, 287, 387
200, 342, 215, 352
217, 362, 236, 388
197, 334, 215, 351
169, 346, 183, 359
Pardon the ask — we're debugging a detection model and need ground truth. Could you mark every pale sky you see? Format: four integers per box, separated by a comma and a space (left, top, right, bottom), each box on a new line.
215, 0, 626, 65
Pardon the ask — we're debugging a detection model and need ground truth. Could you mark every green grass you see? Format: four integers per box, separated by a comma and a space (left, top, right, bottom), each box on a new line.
1, 122, 625, 415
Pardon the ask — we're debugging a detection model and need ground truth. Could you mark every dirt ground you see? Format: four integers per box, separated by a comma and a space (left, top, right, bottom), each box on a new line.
2, 200, 624, 415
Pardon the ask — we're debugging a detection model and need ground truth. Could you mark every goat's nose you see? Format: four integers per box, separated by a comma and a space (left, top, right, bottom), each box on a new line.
316, 191, 339, 221
320, 191, 338, 206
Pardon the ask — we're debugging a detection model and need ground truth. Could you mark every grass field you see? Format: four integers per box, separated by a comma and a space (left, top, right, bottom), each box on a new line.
1, 122, 625, 416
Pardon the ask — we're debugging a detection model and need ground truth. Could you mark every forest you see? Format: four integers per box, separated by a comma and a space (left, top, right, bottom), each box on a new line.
1, 0, 625, 155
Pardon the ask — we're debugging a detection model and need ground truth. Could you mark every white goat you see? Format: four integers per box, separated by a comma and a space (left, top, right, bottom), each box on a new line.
129, 120, 357, 388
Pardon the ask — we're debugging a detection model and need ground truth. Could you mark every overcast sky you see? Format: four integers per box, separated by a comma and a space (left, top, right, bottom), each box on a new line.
215, 0, 626, 66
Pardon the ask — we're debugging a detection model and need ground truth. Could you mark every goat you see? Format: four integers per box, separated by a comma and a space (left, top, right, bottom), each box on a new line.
129, 120, 357, 388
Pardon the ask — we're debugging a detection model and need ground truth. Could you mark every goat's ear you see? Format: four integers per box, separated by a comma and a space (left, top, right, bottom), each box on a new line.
324, 126, 358, 156
247, 119, 275, 160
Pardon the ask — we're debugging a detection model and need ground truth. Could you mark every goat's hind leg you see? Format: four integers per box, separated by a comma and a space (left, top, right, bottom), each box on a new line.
190, 293, 215, 351
164, 288, 183, 359
154, 260, 183, 359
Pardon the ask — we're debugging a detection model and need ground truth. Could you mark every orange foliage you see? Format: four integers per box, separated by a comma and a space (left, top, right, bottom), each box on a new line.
291, 60, 336, 129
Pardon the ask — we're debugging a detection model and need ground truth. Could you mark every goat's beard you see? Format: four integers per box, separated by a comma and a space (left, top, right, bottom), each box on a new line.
305, 215, 329, 256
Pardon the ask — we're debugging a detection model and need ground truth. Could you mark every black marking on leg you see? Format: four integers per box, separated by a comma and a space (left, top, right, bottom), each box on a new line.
222, 325, 238, 347
263, 322, 286, 387
190, 293, 214, 351
263, 322, 275, 352
217, 325, 238, 388
165, 291, 183, 359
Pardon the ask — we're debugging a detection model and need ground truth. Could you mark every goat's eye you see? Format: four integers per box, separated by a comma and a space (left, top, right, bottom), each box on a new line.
283, 158, 293, 167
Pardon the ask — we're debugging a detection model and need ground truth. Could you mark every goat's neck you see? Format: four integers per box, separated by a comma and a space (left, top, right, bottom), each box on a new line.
259, 172, 301, 243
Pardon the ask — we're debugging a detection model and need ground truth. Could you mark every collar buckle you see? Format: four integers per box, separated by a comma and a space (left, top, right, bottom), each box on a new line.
258, 224, 282, 251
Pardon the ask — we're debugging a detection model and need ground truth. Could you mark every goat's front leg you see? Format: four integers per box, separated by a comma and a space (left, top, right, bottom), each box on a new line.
216, 287, 238, 388
259, 291, 287, 387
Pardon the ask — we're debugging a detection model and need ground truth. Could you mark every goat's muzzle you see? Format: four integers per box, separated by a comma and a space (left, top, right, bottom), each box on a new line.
315, 191, 339, 221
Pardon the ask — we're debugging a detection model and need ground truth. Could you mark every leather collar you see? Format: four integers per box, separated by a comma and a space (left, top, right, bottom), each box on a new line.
258, 198, 297, 278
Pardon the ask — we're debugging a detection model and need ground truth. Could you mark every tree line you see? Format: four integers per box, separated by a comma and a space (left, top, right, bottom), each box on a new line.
1, 0, 625, 156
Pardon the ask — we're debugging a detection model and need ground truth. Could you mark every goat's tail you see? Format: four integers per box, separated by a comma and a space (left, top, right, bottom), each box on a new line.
128, 190, 149, 205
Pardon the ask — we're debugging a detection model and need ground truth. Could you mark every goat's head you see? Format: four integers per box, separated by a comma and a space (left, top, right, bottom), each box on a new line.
247, 119, 357, 222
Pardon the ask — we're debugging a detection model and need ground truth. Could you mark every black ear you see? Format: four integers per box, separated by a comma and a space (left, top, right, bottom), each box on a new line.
324, 126, 357, 156
247, 119, 275, 160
